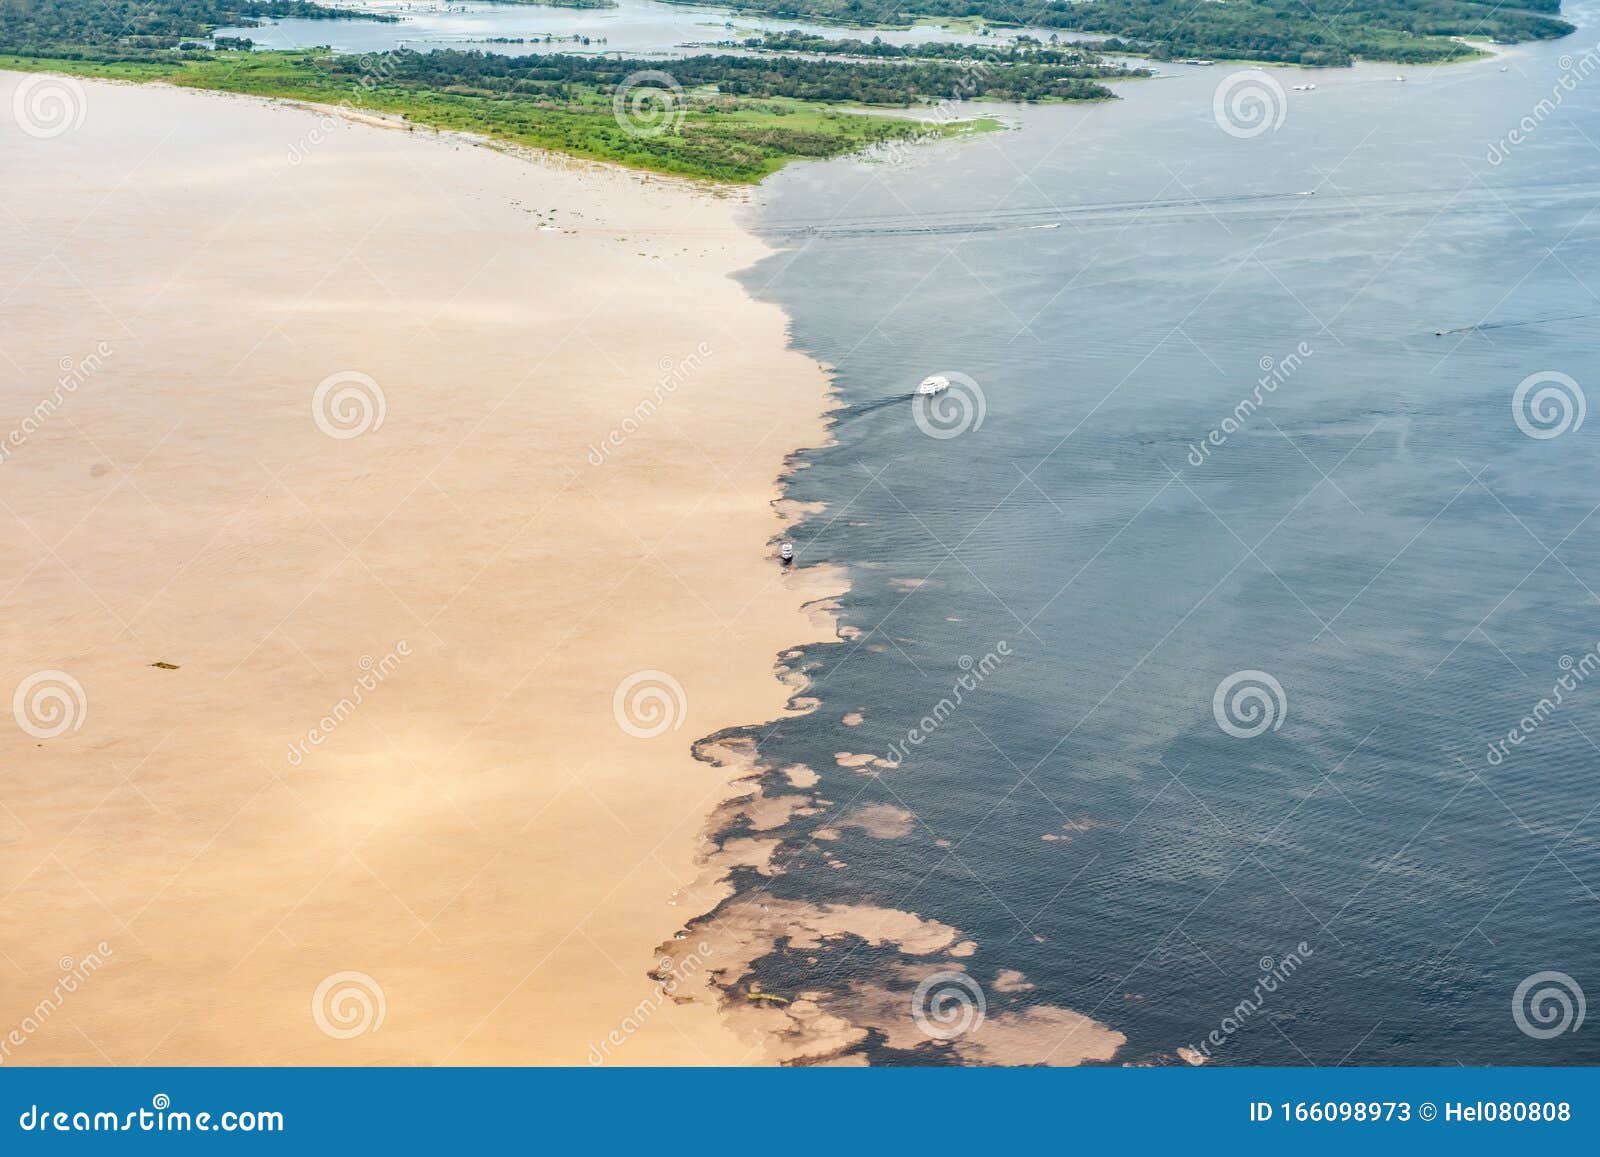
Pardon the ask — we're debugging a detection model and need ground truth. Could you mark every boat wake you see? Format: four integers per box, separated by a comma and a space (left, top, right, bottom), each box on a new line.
764, 181, 1600, 242
831, 393, 916, 422
1433, 310, 1600, 336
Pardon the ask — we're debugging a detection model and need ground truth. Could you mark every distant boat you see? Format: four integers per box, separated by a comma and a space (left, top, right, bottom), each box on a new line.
917, 374, 951, 396
779, 542, 794, 564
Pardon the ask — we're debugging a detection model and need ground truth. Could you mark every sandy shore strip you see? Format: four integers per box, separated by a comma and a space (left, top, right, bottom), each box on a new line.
0, 74, 843, 1064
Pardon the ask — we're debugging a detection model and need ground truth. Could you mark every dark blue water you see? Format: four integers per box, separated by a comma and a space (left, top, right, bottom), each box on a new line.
731, 21, 1600, 1064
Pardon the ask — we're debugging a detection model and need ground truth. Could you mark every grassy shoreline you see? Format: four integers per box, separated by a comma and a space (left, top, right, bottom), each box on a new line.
8, 0, 1553, 182
0, 50, 1005, 182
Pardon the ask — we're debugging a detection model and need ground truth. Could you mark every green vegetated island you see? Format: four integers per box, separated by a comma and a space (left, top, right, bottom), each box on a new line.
0, 0, 1575, 182
693, 0, 1574, 66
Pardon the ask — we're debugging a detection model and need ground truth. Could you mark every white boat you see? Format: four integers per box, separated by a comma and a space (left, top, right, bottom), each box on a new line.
917, 374, 951, 396
779, 542, 794, 563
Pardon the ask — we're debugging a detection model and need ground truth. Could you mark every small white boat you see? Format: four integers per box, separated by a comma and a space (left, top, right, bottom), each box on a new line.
779, 542, 794, 564
917, 374, 951, 396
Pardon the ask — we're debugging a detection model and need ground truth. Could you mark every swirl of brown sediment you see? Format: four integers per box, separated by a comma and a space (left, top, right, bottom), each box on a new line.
657, 738, 1127, 1066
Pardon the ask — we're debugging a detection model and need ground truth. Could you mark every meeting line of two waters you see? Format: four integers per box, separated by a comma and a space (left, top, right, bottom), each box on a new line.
223, 0, 1600, 1064
702, 26, 1600, 1065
